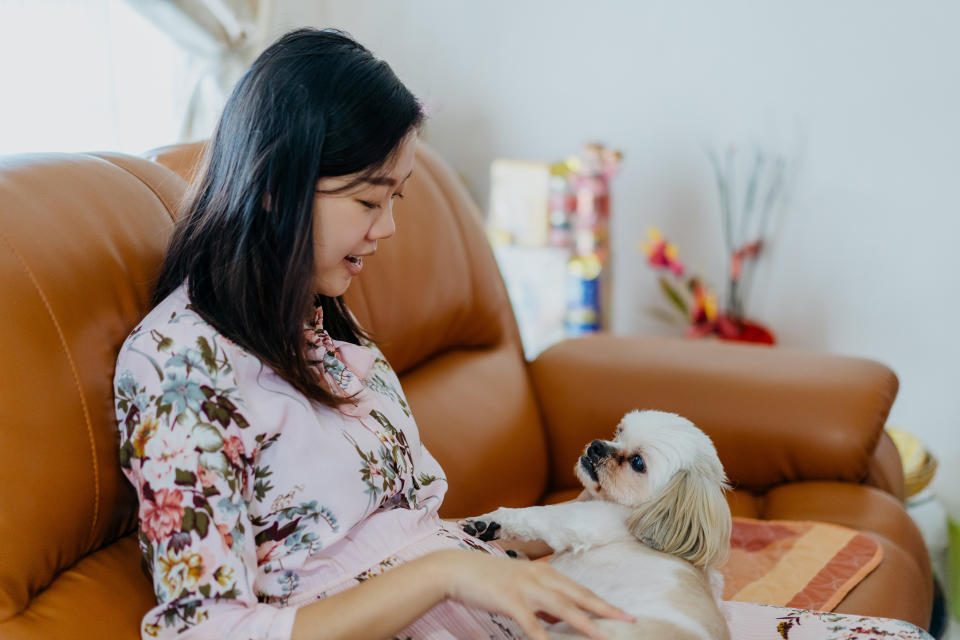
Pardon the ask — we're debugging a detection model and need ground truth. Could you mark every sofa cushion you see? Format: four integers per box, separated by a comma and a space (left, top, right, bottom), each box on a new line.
721, 518, 883, 610
762, 481, 932, 627
0, 534, 153, 639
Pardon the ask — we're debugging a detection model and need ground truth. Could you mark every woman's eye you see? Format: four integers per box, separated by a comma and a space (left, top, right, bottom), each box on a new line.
358, 200, 379, 210
630, 455, 646, 473
392, 193, 405, 200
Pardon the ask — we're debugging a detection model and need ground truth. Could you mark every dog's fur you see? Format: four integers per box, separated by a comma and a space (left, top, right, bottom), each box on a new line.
462, 410, 732, 639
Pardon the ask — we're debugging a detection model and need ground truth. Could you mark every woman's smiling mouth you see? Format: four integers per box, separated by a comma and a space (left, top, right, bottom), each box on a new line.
344, 254, 363, 274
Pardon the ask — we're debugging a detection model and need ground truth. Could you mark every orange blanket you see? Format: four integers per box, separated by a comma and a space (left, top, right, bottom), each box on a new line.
720, 517, 882, 611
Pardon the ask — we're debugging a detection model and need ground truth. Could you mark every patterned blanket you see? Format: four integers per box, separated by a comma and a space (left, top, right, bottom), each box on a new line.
720, 517, 882, 611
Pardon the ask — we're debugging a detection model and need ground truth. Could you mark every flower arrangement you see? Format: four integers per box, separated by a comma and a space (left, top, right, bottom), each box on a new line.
640, 146, 786, 344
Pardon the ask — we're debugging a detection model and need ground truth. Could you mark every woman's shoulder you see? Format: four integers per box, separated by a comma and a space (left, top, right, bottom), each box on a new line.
116, 284, 239, 374
125, 284, 212, 340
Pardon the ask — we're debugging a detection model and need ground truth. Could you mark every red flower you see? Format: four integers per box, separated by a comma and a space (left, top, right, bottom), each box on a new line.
222, 435, 246, 468
688, 279, 718, 325
217, 523, 234, 551
197, 464, 218, 488
140, 487, 185, 543
640, 228, 684, 276
257, 540, 281, 564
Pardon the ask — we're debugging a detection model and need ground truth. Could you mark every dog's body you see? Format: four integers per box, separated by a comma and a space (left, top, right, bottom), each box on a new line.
463, 410, 732, 639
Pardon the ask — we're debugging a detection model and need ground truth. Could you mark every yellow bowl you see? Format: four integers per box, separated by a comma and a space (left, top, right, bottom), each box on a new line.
886, 426, 937, 497
905, 452, 938, 498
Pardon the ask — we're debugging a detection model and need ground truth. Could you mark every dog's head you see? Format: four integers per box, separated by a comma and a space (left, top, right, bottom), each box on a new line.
574, 409, 731, 569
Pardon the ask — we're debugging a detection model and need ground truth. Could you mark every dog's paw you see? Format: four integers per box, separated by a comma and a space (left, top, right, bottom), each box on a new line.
459, 519, 502, 542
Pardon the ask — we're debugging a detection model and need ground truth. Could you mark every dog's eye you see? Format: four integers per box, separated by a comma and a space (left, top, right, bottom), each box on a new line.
630, 455, 646, 473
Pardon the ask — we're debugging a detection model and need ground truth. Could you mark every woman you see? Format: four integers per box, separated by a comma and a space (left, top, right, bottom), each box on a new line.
114, 28, 631, 640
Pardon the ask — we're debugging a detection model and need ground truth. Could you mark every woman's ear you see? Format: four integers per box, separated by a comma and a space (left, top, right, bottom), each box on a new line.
627, 467, 732, 570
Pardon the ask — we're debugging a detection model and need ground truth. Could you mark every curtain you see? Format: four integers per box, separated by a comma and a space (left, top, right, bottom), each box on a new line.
125, 0, 273, 141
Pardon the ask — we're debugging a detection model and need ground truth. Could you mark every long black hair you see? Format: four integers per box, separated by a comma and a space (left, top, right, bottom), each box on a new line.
152, 28, 423, 407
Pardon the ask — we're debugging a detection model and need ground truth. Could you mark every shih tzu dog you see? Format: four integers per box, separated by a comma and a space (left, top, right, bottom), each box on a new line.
461, 410, 732, 639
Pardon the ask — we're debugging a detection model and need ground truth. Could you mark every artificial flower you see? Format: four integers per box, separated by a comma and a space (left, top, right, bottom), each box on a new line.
640, 227, 684, 276
689, 279, 718, 325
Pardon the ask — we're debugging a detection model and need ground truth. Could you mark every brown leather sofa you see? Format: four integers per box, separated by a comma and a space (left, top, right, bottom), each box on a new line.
0, 143, 932, 638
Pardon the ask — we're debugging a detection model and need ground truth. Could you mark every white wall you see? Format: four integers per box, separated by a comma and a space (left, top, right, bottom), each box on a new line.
269, 0, 960, 455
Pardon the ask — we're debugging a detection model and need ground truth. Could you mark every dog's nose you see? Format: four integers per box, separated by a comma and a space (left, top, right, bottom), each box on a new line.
587, 440, 608, 459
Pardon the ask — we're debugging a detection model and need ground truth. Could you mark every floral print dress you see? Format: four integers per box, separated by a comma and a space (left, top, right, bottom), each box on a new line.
114, 284, 522, 639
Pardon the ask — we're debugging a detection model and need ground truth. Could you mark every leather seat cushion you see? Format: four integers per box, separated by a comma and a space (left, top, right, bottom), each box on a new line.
0, 534, 153, 639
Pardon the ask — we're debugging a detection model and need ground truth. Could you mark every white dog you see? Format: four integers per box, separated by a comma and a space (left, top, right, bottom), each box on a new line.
462, 410, 732, 639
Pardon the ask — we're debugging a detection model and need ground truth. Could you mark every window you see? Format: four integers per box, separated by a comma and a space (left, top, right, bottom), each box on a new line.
0, 0, 192, 155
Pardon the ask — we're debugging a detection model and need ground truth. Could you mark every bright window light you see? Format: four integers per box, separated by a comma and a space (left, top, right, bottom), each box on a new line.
0, 0, 192, 155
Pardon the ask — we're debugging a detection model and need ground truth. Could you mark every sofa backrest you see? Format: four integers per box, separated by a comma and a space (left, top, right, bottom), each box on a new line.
144, 141, 550, 517
0, 152, 181, 635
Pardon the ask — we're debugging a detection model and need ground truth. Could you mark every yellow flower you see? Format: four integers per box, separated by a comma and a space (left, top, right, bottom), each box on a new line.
703, 290, 718, 322
638, 226, 663, 256
158, 548, 204, 596
691, 282, 718, 323
144, 623, 161, 637
214, 565, 234, 587
131, 415, 159, 457
639, 227, 684, 276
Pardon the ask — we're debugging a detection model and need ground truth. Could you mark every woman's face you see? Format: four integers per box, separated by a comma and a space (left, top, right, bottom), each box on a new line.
311, 134, 417, 297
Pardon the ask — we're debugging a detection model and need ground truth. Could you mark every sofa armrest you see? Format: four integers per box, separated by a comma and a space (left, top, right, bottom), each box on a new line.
865, 430, 906, 500
528, 334, 901, 497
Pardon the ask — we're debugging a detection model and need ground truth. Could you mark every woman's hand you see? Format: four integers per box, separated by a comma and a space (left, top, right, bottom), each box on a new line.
428, 549, 634, 640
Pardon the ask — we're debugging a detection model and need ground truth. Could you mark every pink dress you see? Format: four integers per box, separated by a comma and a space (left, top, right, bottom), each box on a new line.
114, 284, 523, 639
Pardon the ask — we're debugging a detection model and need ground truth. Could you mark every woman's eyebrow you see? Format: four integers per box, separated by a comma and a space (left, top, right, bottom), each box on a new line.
363, 169, 414, 187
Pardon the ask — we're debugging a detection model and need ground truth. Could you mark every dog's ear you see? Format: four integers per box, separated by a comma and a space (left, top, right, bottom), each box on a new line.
627, 467, 732, 570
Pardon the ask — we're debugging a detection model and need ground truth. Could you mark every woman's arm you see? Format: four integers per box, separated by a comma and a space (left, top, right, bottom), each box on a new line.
291, 548, 633, 640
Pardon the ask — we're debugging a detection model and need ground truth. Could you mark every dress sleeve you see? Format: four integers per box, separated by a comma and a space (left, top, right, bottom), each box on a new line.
114, 327, 298, 640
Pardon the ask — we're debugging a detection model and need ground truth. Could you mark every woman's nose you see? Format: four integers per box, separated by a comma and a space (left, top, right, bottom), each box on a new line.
368, 205, 396, 240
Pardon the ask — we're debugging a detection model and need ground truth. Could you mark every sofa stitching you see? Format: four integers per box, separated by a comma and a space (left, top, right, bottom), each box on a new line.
0, 227, 101, 549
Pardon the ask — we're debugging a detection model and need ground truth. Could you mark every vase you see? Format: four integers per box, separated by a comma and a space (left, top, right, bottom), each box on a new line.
716, 315, 776, 345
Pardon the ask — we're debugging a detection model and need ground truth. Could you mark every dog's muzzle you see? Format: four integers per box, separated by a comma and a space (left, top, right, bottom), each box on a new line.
580, 439, 608, 482
580, 455, 599, 482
